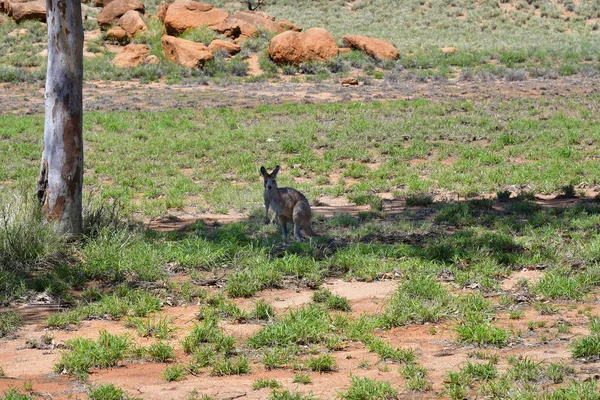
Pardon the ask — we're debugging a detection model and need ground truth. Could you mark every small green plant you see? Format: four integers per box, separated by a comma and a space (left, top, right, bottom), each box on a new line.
162, 363, 187, 381
546, 362, 574, 384
263, 347, 295, 370
253, 299, 275, 320
0, 388, 35, 400
54, 330, 133, 379
306, 353, 336, 372
367, 339, 416, 364
268, 390, 318, 400
572, 334, 600, 359
405, 193, 433, 207
88, 383, 132, 400
211, 355, 250, 376
145, 342, 176, 362
506, 356, 544, 382
253, 378, 282, 390
455, 321, 510, 347
509, 310, 524, 319
125, 315, 176, 339
401, 363, 432, 392
0, 311, 22, 338
339, 375, 398, 400
312, 289, 351, 311
293, 372, 312, 384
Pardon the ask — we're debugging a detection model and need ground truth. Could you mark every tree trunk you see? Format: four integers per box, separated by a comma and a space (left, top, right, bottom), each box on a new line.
37, 0, 84, 236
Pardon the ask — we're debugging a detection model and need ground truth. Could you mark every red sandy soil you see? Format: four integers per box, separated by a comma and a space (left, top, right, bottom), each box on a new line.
2, 76, 600, 399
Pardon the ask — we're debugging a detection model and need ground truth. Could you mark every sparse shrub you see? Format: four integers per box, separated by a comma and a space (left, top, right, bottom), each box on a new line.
306, 353, 336, 372
227, 57, 249, 77
253, 378, 282, 390
146, 342, 176, 362
0, 311, 22, 338
405, 193, 433, 207
88, 383, 132, 400
339, 376, 398, 400
163, 363, 187, 381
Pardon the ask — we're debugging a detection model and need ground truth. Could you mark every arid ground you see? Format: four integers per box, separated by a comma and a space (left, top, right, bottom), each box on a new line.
2, 75, 600, 399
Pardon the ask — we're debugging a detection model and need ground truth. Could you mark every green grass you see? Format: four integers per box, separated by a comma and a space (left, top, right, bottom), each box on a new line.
88, 383, 137, 400
3, 0, 600, 82
54, 330, 135, 379
339, 376, 398, 400
4, 96, 600, 216
0, 311, 22, 338
248, 304, 336, 348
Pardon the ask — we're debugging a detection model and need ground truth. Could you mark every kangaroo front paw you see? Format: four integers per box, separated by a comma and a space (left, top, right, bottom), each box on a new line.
264, 217, 270, 225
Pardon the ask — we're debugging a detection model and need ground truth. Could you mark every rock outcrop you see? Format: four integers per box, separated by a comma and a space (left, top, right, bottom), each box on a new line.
268, 28, 338, 65
161, 34, 214, 68
106, 25, 129, 42
118, 10, 147, 37
111, 43, 150, 68
341, 35, 399, 60
163, 0, 228, 36
208, 39, 241, 56
97, 0, 145, 29
5, 0, 46, 23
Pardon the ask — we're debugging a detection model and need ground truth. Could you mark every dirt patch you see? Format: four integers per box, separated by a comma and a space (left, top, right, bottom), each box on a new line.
2, 76, 599, 116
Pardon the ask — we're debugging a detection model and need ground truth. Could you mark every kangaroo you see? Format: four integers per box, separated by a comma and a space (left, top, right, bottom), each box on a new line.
260, 165, 318, 241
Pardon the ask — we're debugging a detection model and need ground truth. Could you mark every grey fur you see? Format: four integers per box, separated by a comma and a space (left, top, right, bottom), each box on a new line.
260, 165, 318, 240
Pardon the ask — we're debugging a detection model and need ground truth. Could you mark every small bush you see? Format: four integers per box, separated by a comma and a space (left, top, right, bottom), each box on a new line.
339, 376, 398, 400
163, 363, 187, 381
306, 353, 336, 372
0, 311, 22, 338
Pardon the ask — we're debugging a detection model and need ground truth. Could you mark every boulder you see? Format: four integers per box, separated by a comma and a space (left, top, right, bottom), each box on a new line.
440, 46, 457, 54
118, 9, 147, 37
8, 28, 29, 37
232, 10, 283, 33
156, 1, 169, 21
268, 28, 338, 65
6, 0, 46, 23
111, 43, 150, 68
341, 35, 399, 60
94, 0, 113, 7
208, 39, 241, 55
106, 25, 129, 42
97, 0, 145, 29
278, 19, 301, 32
341, 77, 359, 86
163, 0, 228, 36
145, 54, 160, 64
210, 17, 242, 38
161, 34, 213, 68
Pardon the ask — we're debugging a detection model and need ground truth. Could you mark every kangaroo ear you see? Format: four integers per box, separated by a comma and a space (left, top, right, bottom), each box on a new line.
273, 165, 280, 175
260, 166, 267, 177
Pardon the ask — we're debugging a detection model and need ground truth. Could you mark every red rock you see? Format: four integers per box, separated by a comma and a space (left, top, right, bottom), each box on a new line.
163, 0, 228, 36
118, 9, 147, 37
341, 34, 399, 60
97, 0, 145, 29
208, 39, 241, 55
278, 19, 301, 32
106, 25, 129, 42
210, 17, 242, 38
6, 0, 46, 23
156, 2, 169, 21
111, 44, 150, 68
268, 27, 338, 65
161, 34, 214, 68
232, 10, 283, 33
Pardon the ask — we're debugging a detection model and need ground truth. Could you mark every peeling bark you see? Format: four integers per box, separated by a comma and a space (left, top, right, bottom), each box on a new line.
37, 0, 84, 236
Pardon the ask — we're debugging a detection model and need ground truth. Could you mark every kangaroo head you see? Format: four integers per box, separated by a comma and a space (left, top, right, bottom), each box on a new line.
260, 165, 280, 191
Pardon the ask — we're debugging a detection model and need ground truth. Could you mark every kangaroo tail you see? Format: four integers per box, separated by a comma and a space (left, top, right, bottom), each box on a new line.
304, 224, 319, 237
